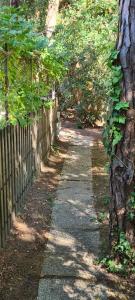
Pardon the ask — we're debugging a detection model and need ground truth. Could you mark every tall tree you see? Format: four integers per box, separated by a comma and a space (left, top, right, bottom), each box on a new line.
45, 0, 60, 37
109, 0, 135, 246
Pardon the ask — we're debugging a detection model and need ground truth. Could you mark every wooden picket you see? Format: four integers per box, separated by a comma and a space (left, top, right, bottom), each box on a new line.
0, 103, 57, 247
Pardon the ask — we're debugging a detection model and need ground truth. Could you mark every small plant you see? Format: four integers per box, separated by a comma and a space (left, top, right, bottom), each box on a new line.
51, 143, 60, 154
76, 120, 83, 129
98, 211, 108, 223
102, 195, 110, 206
100, 257, 126, 274
99, 232, 135, 275
128, 192, 135, 221
104, 162, 110, 174
47, 196, 54, 208
115, 232, 132, 258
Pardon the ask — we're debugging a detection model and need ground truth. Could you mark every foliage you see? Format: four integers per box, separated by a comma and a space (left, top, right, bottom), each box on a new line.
0, 5, 65, 126
0, 0, 49, 32
103, 195, 110, 206
98, 211, 108, 223
128, 192, 135, 222
102, 45, 135, 272
52, 0, 117, 125
0, 1, 118, 127
103, 50, 129, 156
100, 232, 135, 274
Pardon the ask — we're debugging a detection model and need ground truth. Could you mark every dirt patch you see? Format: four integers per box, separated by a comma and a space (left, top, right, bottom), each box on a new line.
0, 139, 68, 300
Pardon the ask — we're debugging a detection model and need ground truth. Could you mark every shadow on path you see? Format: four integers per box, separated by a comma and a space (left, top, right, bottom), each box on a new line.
38, 123, 134, 300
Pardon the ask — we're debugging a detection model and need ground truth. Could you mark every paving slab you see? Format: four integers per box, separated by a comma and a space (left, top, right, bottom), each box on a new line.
41, 253, 97, 280
41, 228, 100, 278
37, 126, 102, 300
38, 279, 108, 300
51, 201, 98, 229
57, 181, 93, 196
59, 146, 92, 181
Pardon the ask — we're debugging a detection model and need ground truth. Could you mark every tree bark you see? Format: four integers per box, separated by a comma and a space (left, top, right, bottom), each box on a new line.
11, 0, 20, 7
110, 0, 135, 246
45, 0, 60, 38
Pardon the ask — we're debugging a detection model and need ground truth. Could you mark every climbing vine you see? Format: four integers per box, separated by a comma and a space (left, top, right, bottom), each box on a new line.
102, 46, 135, 274
103, 50, 129, 156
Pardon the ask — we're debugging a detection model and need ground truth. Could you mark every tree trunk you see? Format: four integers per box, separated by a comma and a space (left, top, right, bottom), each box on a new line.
45, 0, 60, 104
45, 0, 60, 38
110, 0, 135, 246
10, 0, 20, 6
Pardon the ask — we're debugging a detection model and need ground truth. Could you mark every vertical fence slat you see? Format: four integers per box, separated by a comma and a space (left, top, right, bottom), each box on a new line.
13, 125, 17, 214
3, 128, 9, 237
16, 124, 20, 212
0, 131, 5, 246
20, 126, 23, 206
7, 126, 12, 231
0, 101, 57, 247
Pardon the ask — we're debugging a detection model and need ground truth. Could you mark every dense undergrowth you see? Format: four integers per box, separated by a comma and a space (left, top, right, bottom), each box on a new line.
53, 0, 118, 126
0, 0, 118, 127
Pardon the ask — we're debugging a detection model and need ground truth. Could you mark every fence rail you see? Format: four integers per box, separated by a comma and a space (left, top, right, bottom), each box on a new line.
0, 102, 57, 247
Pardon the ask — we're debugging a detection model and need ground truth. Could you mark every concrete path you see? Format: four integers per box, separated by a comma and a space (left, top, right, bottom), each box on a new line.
37, 125, 107, 300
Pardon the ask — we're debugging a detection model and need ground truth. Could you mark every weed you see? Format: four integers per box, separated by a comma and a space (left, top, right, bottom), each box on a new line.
98, 211, 108, 223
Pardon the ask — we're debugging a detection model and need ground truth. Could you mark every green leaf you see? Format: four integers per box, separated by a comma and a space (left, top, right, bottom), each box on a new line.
112, 77, 120, 84
128, 212, 135, 221
43, 100, 54, 109
112, 131, 123, 146
113, 116, 126, 124
18, 118, 28, 127
114, 102, 129, 111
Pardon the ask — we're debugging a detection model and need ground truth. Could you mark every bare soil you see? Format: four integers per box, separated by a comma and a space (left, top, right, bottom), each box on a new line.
0, 138, 68, 300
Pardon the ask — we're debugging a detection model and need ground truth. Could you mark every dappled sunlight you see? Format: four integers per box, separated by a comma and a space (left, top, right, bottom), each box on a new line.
66, 153, 80, 162
46, 231, 76, 249
59, 127, 94, 147
39, 220, 131, 299
40, 224, 132, 299
92, 166, 108, 176
61, 173, 89, 179
37, 125, 133, 300
41, 166, 56, 174
0, 122, 133, 300
12, 214, 46, 243
65, 200, 96, 217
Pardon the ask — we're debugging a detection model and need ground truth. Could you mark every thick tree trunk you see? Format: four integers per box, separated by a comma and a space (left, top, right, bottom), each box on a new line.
110, 0, 135, 245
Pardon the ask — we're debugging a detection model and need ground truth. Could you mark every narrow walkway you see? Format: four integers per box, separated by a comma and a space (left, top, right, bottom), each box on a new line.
37, 124, 105, 300
37, 124, 132, 300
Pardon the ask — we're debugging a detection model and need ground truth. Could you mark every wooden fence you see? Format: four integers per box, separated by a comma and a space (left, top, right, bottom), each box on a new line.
0, 102, 57, 247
